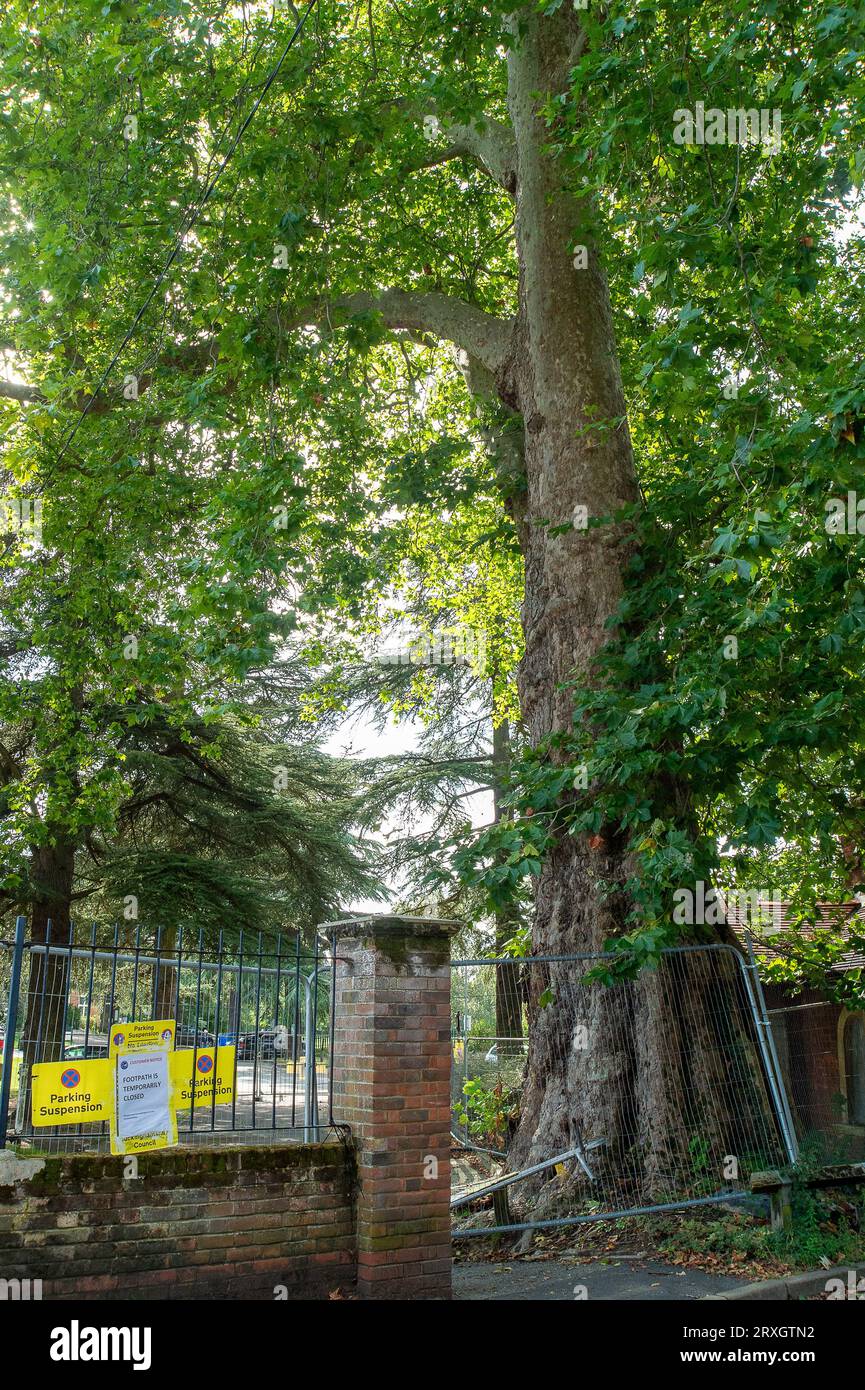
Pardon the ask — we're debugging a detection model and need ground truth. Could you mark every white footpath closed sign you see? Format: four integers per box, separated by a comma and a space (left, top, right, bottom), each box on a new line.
115, 1050, 171, 1140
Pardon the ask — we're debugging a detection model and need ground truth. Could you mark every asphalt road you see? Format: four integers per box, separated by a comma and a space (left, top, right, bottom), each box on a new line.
453, 1257, 746, 1301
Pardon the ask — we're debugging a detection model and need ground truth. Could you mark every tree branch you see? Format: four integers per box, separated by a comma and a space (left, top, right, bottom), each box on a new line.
0, 379, 39, 403
1, 292, 514, 415
0, 342, 219, 415
286, 289, 514, 380
408, 116, 517, 194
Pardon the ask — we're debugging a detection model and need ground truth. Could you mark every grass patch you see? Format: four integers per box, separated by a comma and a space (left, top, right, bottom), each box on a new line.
652, 1185, 865, 1278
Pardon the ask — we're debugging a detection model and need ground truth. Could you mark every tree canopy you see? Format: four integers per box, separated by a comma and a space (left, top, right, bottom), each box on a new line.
1, 0, 864, 997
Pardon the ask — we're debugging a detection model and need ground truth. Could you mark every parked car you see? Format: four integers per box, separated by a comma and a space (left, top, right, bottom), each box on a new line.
61, 1042, 108, 1060
62, 1031, 109, 1059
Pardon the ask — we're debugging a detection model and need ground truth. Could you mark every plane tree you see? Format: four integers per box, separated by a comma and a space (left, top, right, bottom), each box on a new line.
2, 0, 864, 1183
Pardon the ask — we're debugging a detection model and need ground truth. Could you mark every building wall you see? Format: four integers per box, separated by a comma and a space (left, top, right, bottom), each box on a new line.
764, 984, 847, 1138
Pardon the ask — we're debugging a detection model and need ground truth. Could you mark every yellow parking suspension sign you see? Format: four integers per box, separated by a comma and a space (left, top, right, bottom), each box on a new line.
31, 1058, 113, 1127
109, 1019, 175, 1056
171, 1047, 236, 1109
29, 1029, 235, 1134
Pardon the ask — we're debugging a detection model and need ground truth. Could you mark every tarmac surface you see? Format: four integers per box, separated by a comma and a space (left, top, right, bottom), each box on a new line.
453, 1256, 747, 1301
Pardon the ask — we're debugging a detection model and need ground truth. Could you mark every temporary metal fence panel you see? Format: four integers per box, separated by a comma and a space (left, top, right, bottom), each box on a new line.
0, 918, 337, 1152
451, 944, 792, 1237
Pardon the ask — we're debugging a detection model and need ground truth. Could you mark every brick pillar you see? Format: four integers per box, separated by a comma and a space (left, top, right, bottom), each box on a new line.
332, 916, 457, 1300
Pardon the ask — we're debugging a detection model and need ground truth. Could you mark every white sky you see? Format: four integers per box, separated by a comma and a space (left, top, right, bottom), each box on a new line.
324, 709, 493, 915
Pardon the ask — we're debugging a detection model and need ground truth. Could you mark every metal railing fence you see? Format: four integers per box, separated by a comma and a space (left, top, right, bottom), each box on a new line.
0, 917, 337, 1152
451, 944, 794, 1236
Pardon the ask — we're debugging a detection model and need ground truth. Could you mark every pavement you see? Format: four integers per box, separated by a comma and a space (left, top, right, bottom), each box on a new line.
453, 1256, 747, 1301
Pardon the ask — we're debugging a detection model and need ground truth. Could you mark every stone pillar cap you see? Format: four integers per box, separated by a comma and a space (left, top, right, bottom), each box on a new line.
323, 913, 462, 940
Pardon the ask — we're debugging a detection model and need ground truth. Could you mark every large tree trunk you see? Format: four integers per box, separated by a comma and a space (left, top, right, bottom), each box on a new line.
506, 5, 640, 967
154, 923, 179, 1021
21, 840, 75, 1065
501, 11, 768, 1197
14, 840, 75, 1133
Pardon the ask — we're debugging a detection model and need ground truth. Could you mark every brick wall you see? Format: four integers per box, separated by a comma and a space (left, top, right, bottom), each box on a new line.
765, 984, 847, 1136
0, 1141, 356, 1300
332, 917, 456, 1300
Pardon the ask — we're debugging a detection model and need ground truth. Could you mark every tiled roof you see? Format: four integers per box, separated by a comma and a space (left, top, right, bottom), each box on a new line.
725, 899, 865, 973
